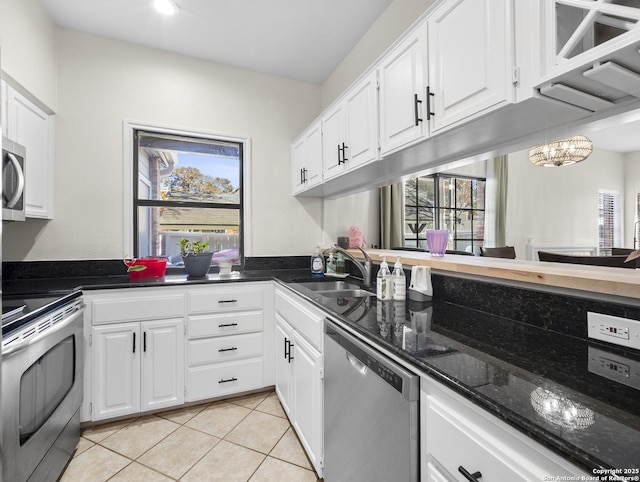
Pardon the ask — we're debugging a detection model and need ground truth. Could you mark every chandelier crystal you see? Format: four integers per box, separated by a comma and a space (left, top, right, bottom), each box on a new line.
528, 135, 593, 167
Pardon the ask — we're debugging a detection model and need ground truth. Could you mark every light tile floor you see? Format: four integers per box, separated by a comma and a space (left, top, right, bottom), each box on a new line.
61, 390, 319, 482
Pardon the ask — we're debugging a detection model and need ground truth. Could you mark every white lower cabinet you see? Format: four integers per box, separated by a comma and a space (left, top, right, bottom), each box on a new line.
185, 283, 271, 402
420, 376, 589, 481
274, 287, 324, 477
92, 319, 184, 421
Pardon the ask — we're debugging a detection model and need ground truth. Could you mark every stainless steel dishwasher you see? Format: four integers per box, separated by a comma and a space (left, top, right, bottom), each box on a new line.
324, 319, 419, 482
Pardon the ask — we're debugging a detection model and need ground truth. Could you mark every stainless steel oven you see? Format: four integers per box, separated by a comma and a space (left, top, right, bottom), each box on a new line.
1, 292, 84, 482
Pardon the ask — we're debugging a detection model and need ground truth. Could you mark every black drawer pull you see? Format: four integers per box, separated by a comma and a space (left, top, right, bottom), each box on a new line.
218, 347, 238, 352
133, 332, 136, 354
414, 93, 423, 125
458, 466, 482, 482
426, 85, 435, 120
218, 299, 238, 304
218, 377, 238, 384
218, 323, 238, 328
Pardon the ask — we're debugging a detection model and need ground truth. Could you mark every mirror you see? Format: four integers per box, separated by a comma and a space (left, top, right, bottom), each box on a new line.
403, 108, 640, 262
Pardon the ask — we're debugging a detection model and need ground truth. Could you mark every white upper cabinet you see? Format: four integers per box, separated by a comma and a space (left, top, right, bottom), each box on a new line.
3, 82, 54, 219
427, 0, 513, 134
323, 71, 379, 181
292, 121, 322, 194
378, 21, 429, 156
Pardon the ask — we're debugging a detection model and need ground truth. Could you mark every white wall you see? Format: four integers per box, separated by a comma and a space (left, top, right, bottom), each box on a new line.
3, 30, 322, 260
506, 148, 626, 259
0, 0, 57, 110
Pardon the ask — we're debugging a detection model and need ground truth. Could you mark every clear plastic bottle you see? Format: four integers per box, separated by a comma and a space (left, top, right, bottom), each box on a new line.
336, 252, 345, 274
376, 257, 392, 300
392, 257, 406, 301
310, 246, 325, 278
326, 253, 336, 274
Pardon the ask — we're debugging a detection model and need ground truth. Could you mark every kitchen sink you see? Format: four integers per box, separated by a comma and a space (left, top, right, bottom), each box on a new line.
297, 280, 362, 292
295, 280, 375, 298
316, 289, 375, 298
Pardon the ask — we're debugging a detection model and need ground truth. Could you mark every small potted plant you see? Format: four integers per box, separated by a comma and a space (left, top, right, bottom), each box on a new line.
179, 239, 214, 277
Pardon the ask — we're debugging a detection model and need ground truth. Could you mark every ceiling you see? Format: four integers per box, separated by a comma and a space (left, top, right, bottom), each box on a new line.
37, 0, 392, 85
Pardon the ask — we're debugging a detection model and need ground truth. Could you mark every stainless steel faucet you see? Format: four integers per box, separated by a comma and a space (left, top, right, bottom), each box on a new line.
327, 245, 373, 288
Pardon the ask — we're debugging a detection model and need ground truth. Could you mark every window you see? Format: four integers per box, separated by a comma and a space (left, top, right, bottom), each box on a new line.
404, 174, 485, 252
598, 190, 621, 255
133, 129, 244, 266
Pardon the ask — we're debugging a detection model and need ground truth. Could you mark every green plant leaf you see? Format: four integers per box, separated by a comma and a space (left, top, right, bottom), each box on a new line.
127, 265, 147, 272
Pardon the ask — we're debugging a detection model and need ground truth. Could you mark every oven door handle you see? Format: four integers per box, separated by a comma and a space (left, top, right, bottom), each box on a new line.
2, 305, 85, 356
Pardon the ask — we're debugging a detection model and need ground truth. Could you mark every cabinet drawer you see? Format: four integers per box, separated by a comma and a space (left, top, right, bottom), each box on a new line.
275, 289, 323, 350
187, 358, 263, 402
188, 312, 263, 338
92, 294, 184, 324
188, 333, 263, 366
187, 285, 263, 314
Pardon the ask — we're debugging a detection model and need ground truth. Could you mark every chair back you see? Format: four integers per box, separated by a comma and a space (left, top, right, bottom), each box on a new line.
480, 246, 516, 259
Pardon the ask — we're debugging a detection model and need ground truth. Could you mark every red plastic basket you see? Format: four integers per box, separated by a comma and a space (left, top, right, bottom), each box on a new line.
126, 258, 167, 279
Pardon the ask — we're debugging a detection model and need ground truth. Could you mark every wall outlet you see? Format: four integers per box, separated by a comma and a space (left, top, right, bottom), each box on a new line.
587, 312, 640, 350
588, 346, 640, 390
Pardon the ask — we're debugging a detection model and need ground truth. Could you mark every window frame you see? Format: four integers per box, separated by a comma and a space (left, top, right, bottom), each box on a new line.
123, 122, 252, 263
404, 173, 485, 252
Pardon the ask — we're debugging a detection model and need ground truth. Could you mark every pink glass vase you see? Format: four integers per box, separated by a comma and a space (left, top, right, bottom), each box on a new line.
426, 229, 449, 256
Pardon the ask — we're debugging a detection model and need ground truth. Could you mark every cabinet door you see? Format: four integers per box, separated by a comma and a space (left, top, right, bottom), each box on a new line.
344, 71, 379, 171
292, 331, 323, 476
292, 136, 307, 194
378, 22, 428, 156
428, 0, 511, 133
92, 323, 140, 420
140, 319, 184, 412
304, 122, 323, 189
322, 102, 346, 181
274, 315, 294, 417
5, 86, 54, 219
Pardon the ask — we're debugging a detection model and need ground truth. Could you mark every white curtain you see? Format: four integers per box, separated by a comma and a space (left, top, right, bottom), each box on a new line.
380, 183, 405, 249
484, 155, 508, 247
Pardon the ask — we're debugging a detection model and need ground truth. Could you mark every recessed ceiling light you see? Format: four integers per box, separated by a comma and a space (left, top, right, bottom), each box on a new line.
153, 0, 180, 16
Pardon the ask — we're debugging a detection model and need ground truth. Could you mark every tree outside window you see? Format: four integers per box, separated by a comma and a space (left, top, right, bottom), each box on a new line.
134, 130, 243, 267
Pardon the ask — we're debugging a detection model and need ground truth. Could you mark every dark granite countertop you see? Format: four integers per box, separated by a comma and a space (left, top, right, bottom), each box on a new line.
4, 268, 639, 474
281, 278, 640, 474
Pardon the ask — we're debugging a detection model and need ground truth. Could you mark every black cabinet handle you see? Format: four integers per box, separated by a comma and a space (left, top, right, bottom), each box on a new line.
284, 338, 289, 359
218, 347, 238, 352
337, 144, 344, 165
287, 340, 294, 363
218, 377, 238, 384
218, 299, 238, 304
133, 332, 136, 354
414, 93, 423, 125
426, 86, 435, 120
304, 168, 308, 183
300, 168, 304, 184
218, 322, 239, 328
143, 331, 147, 352
458, 466, 482, 482
341, 142, 348, 162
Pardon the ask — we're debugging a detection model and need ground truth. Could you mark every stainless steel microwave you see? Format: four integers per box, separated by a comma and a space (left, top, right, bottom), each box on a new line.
2, 137, 26, 221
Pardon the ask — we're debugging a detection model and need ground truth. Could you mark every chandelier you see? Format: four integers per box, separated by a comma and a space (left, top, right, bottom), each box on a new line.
528, 135, 593, 167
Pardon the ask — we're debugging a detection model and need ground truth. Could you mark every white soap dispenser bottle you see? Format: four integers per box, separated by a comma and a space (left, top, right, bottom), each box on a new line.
392, 257, 406, 300
376, 257, 392, 300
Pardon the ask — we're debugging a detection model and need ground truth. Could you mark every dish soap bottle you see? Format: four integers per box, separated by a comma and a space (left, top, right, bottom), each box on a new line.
392, 257, 406, 300
376, 257, 392, 300
310, 246, 325, 278
326, 253, 336, 275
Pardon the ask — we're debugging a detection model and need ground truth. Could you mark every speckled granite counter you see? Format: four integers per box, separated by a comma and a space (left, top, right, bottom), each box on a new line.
282, 279, 640, 474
